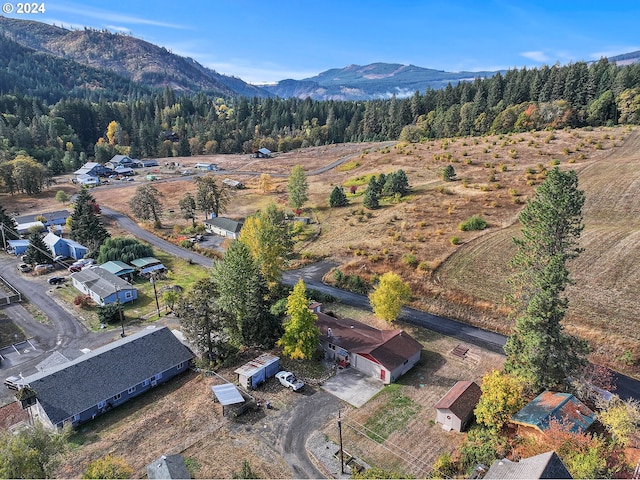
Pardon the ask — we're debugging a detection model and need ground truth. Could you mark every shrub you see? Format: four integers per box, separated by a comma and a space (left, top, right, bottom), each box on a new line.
450, 236, 460, 245
73, 294, 93, 308
97, 303, 123, 325
180, 240, 194, 249
402, 253, 418, 268
459, 215, 488, 231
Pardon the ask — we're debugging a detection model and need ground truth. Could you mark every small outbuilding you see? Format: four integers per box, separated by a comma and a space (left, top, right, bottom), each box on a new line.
100, 261, 135, 280
194, 162, 218, 171
511, 391, 596, 438
234, 353, 279, 390
130, 257, 166, 276
255, 148, 272, 158
6, 239, 30, 255
434, 380, 482, 432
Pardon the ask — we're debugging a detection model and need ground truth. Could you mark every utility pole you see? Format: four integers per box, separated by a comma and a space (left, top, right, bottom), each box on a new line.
116, 285, 125, 337
338, 409, 344, 474
150, 275, 160, 318
0, 223, 6, 252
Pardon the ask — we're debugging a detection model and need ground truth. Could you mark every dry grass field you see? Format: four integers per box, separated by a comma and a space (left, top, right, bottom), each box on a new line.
2, 126, 638, 377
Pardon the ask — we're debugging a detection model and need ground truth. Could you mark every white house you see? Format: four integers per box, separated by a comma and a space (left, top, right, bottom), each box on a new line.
203, 217, 244, 239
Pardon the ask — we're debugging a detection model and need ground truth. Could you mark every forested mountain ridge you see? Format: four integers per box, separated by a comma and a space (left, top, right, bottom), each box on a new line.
0, 16, 267, 98
264, 63, 499, 100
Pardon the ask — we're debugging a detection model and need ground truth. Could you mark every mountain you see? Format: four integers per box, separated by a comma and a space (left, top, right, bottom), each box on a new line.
0, 16, 270, 98
607, 50, 640, 66
263, 63, 499, 100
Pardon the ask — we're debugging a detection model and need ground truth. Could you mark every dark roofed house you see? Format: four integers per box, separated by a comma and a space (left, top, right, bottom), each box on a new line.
74, 162, 113, 177
484, 451, 572, 479
17, 327, 193, 431
434, 380, 482, 432
14, 209, 70, 227
147, 454, 192, 479
511, 391, 596, 437
70, 266, 137, 306
203, 217, 244, 239
316, 311, 422, 384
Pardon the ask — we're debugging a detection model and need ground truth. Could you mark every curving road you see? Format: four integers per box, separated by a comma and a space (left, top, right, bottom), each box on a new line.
103, 209, 640, 402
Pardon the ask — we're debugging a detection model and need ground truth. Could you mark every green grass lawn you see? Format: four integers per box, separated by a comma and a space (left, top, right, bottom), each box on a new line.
54, 252, 210, 330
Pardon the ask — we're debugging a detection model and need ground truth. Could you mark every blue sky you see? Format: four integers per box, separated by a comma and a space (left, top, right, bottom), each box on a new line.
5, 0, 640, 84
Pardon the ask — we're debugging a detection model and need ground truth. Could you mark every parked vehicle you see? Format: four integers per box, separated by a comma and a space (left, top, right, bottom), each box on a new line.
53, 255, 66, 262
3, 376, 22, 390
17, 263, 32, 273
275, 371, 304, 391
34, 264, 54, 273
48, 276, 66, 285
69, 258, 94, 272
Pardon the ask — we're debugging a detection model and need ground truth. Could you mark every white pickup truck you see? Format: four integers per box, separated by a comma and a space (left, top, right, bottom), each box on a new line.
275, 371, 304, 391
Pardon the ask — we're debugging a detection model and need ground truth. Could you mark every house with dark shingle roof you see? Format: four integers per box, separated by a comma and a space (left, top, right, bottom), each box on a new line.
510, 391, 596, 437
316, 311, 422, 384
147, 454, 192, 479
203, 217, 244, 239
17, 327, 193, 431
484, 451, 572, 479
70, 266, 137, 305
434, 380, 481, 432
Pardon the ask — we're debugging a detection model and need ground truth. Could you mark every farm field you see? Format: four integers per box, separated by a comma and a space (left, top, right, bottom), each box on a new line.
2, 126, 638, 376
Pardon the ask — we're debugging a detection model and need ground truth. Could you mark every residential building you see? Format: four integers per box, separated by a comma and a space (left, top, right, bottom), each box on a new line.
194, 162, 218, 171
316, 311, 422, 384
484, 451, 572, 479
43, 232, 88, 260
70, 266, 137, 305
147, 454, 192, 479
17, 327, 193, 431
203, 217, 244, 239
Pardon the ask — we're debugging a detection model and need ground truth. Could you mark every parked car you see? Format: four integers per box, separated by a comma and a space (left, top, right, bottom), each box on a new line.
3, 376, 22, 391
34, 264, 54, 273
48, 276, 66, 285
69, 258, 94, 272
17, 263, 32, 273
275, 371, 305, 391
53, 255, 66, 262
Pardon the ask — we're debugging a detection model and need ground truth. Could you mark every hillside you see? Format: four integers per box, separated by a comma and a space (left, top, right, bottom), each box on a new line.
0, 16, 268, 97
264, 62, 498, 100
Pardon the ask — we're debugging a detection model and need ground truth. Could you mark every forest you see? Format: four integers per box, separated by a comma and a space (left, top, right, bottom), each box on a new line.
1, 41, 640, 193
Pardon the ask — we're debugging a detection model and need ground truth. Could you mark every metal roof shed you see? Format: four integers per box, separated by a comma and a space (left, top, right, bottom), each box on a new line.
234, 361, 266, 390
253, 353, 280, 378
211, 384, 244, 405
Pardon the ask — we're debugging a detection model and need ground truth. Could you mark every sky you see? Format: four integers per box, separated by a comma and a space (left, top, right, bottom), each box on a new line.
4, 0, 640, 84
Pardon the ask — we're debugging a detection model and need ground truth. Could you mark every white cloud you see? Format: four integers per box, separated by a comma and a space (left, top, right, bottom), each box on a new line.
520, 51, 550, 62
49, 2, 189, 30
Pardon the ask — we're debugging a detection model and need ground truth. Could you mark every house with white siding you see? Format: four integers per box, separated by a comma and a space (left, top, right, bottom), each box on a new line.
316, 311, 422, 384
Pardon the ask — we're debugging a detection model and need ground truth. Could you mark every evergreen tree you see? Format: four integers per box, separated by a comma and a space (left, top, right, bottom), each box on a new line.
70, 188, 110, 257
328, 186, 348, 207
0, 205, 19, 249
211, 240, 268, 346
175, 278, 231, 364
383, 169, 409, 196
504, 167, 589, 391
24, 230, 52, 265
442, 164, 456, 182
287, 164, 308, 212
363, 178, 380, 209
278, 279, 320, 360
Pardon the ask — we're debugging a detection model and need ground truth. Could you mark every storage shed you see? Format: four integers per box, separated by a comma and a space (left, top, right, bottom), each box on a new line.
234, 353, 279, 390
434, 380, 482, 432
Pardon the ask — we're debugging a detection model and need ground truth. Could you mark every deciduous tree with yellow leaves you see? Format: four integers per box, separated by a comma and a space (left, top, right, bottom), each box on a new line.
368, 271, 411, 322
278, 279, 320, 360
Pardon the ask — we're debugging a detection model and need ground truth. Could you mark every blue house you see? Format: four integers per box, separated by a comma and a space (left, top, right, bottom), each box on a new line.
13, 210, 70, 227
70, 267, 137, 306
6, 239, 30, 255
17, 326, 194, 431
43, 233, 88, 260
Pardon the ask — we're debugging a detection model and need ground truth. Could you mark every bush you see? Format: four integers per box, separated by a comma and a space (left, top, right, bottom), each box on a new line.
459, 215, 488, 231
97, 303, 123, 325
450, 236, 460, 245
180, 240, 194, 249
73, 294, 93, 308
402, 253, 418, 268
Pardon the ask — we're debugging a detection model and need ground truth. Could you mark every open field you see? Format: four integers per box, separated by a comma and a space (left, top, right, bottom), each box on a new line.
2, 126, 638, 376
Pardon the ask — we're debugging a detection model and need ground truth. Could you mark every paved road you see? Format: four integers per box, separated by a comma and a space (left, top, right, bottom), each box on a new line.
102, 213, 640, 401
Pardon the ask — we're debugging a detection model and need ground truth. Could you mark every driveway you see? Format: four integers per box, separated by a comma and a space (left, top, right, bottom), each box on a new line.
321, 367, 385, 408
